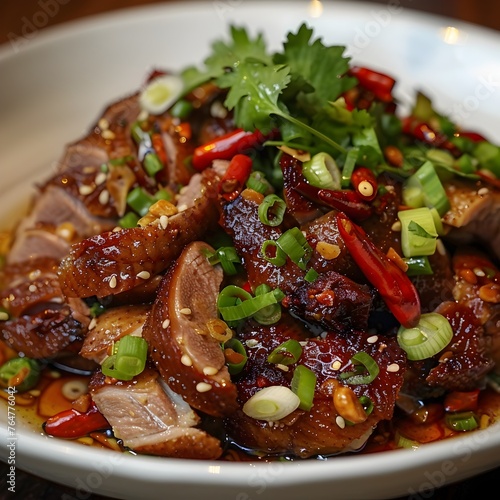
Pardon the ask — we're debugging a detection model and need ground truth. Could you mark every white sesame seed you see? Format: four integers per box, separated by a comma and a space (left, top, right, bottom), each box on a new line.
203, 366, 219, 376
88, 318, 97, 330
101, 129, 116, 140
162, 319, 170, 329
331, 360, 342, 371
159, 215, 168, 229
136, 271, 151, 280
196, 382, 212, 393
28, 284, 37, 293
477, 187, 489, 196
387, 363, 400, 373
181, 354, 193, 367
109, 276, 117, 289
473, 267, 486, 277
276, 364, 289, 372
98, 189, 110, 205
98, 118, 109, 130
95, 171, 107, 185
391, 221, 402, 232
177, 204, 188, 212
367, 335, 378, 344
335, 416, 346, 429
79, 184, 95, 196
179, 307, 192, 315
0, 311, 9, 321
384, 185, 395, 192
245, 339, 259, 348
436, 239, 446, 256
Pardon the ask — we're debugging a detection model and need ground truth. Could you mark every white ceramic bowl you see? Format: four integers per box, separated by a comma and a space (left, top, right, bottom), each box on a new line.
1, 2, 499, 499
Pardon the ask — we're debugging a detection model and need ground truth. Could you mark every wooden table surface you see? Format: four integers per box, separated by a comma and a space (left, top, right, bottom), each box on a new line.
0, 1, 499, 499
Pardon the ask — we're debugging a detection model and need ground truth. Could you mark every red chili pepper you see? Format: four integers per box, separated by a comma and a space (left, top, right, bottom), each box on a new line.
43, 401, 110, 439
336, 212, 421, 328
454, 131, 487, 143
349, 66, 396, 103
219, 154, 253, 201
151, 133, 167, 166
192, 128, 274, 171
294, 177, 373, 221
444, 389, 480, 413
402, 117, 460, 156
350, 167, 378, 201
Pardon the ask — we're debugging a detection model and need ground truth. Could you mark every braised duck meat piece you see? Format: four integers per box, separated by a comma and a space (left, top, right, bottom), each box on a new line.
90, 368, 223, 459
1, 257, 88, 358
225, 314, 406, 458
58, 169, 221, 299
282, 270, 372, 334
143, 241, 239, 417
80, 304, 151, 364
442, 178, 500, 261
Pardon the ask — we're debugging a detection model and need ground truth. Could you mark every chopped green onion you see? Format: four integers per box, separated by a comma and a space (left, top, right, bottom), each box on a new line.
358, 395, 374, 416
101, 335, 148, 381
0, 307, 10, 321
402, 160, 450, 216
258, 194, 286, 226
474, 141, 500, 178
127, 187, 156, 216
291, 365, 317, 411
267, 339, 303, 365
247, 171, 272, 195
404, 256, 434, 276
119, 212, 140, 229
170, 99, 193, 119
206, 246, 241, 275
242, 385, 300, 421
341, 147, 359, 188
139, 74, 184, 115
304, 268, 319, 282
445, 411, 479, 432
397, 312, 453, 360
340, 352, 379, 385
0, 357, 41, 392
253, 284, 283, 325
276, 227, 312, 271
89, 301, 106, 317
217, 285, 284, 323
426, 149, 454, 169
143, 152, 163, 177
395, 431, 420, 449
302, 152, 341, 190
131, 121, 148, 145
223, 338, 248, 375
261, 240, 287, 267
398, 207, 438, 258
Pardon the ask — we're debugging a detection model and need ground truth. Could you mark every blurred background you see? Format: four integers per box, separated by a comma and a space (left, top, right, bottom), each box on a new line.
0, 0, 499, 46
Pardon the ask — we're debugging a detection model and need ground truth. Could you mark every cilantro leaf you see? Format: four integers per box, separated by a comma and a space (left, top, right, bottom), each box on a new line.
274, 24, 356, 114
408, 221, 437, 239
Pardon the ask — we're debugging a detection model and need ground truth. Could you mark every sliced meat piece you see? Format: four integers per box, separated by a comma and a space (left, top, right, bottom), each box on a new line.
90, 369, 222, 459
443, 178, 500, 260
80, 305, 150, 364
282, 270, 372, 334
225, 314, 406, 458
7, 186, 116, 265
143, 241, 238, 417
58, 169, 221, 298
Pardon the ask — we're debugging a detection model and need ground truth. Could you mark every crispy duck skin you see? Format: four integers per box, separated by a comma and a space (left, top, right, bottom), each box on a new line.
225, 314, 406, 458
58, 169, 221, 299
142, 241, 239, 418
90, 368, 223, 459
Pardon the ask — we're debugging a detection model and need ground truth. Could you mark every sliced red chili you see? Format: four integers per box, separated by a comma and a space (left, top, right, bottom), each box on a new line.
349, 66, 396, 103
402, 117, 460, 156
444, 389, 480, 413
294, 177, 373, 221
219, 154, 253, 201
336, 212, 421, 328
43, 401, 110, 439
192, 128, 274, 171
350, 167, 378, 201
454, 131, 487, 143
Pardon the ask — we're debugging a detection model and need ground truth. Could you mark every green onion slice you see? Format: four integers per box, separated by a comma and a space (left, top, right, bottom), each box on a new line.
267, 339, 303, 365
404, 256, 433, 276
398, 207, 438, 258
291, 364, 317, 411
0, 357, 41, 392
340, 352, 380, 385
445, 411, 478, 432
261, 240, 287, 267
223, 338, 248, 375
206, 246, 241, 276
101, 335, 148, 381
143, 152, 163, 177
253, 284, 283, 325
302, 152, 341, 190
127, 187, 156, 216
242, 385, 300, 421
276, 227, 312, 271
258, 194, 286, 226
397, 312, 453, 361
247, 171, 272, 195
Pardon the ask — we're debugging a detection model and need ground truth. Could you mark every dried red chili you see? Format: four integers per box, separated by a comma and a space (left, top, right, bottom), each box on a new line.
43, 401, 110, 439
336, 212, 421, 328
350, 167, 378, 201
349, 66, 396, 103
219, 154, 253, 201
